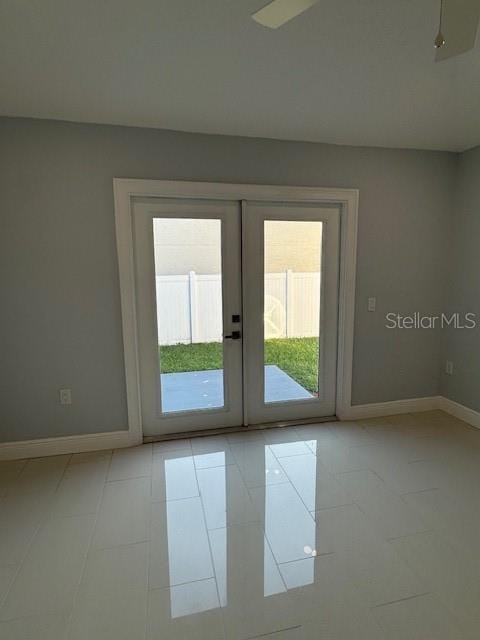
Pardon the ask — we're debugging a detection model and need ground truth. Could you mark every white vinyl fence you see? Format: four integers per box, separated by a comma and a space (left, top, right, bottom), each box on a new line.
156, 271, 321, 345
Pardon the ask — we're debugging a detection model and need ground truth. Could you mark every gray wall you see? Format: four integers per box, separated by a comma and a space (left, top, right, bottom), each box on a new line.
441, 146, 480, 411
0, 117, 455, 442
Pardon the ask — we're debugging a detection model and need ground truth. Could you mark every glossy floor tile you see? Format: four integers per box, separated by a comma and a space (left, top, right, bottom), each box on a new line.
151, 452, 199, 502
147, 579, 224, 640
66, 542, 148, 640
107, 445, 152, 481
0, 515, 95, 621
336, 469, 429, 539
373, 593, 466, 640
197, 464, 259, 530
48, 458, 109, 518
149, 497, 214, 589
282, 553, 385, 639
230, 441, 288, 488
278, 452, 352, 511
311, 504, 426, 606
90, 477, 150, 550
2, 411, 480, 639
250, 482, 324, 563
0, 611, 71, 640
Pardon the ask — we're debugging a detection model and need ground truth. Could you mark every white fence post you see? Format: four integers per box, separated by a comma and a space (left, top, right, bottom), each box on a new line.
286, 269, 294, 338
188, 271, 199, 343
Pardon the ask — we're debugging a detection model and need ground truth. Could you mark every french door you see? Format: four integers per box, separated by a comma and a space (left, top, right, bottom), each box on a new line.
132, 196, 340, 437
243, 201, 339, 424
133, 198, 243, 436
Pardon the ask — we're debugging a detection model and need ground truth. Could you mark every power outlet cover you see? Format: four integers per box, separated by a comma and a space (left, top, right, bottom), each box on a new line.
59, 388, 72, 405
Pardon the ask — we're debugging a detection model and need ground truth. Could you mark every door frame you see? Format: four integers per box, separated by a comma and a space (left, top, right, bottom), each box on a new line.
113, 178, 359, 438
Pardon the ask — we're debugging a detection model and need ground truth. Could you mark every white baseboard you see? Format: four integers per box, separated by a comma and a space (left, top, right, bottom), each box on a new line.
340, 394, 480, 431
338, 396, 442, 421
2, 395, 480, 461
0, 429, 141, 461
437, 397, 480, 429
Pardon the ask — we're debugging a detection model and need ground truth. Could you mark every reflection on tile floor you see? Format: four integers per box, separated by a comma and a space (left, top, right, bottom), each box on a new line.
2, 411, 480, 638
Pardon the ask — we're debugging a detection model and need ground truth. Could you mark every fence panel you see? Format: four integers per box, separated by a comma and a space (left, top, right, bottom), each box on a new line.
156, 275, 191, 345
290, 272, 321, 338
195, 274, 223, 343
264, 273, 287, 338
156, 271, 321, 345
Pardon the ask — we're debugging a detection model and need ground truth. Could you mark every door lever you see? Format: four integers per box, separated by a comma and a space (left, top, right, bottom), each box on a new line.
224, 331, 241, 340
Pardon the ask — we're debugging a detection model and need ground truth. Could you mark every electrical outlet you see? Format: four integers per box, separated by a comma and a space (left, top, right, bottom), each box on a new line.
367, 297, 376, 312
59, 388, 72, 405
445, 361, 454, 375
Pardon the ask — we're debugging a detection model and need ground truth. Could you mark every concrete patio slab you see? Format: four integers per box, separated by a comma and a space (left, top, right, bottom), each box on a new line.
160, 365, 312, 413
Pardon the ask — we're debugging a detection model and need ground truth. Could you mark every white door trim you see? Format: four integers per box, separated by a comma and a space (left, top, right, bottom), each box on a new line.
113, 178, 359, 431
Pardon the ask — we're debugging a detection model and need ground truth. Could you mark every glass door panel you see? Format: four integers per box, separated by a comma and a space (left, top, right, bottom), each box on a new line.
243, 202, 340, 425
264, 220, 323, 404
153, 218, 225, 413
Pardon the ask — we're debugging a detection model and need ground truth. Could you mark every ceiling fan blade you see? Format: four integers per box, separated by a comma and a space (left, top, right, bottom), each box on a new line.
435, 0, 480, 61
251, 0, 320, 29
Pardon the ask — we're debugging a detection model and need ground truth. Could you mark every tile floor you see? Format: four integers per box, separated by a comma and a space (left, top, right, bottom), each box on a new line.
1, 410, 480, 638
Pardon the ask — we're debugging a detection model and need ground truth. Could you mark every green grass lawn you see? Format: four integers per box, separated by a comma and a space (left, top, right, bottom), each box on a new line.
159, 337, 319, 393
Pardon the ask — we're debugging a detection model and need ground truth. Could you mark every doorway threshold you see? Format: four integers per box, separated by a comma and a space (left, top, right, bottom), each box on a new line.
143, 415, 337, 444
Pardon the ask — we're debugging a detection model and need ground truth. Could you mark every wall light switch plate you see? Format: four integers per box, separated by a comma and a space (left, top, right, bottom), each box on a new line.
59, 388, 72, 405
445, 361, 454, 375
367, 297, 376, 312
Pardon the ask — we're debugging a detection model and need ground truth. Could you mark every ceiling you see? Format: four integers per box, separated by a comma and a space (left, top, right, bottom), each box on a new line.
1, 0, 479, 151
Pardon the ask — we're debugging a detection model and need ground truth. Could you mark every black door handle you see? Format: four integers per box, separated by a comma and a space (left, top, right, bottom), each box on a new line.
224, 331, 241, 340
